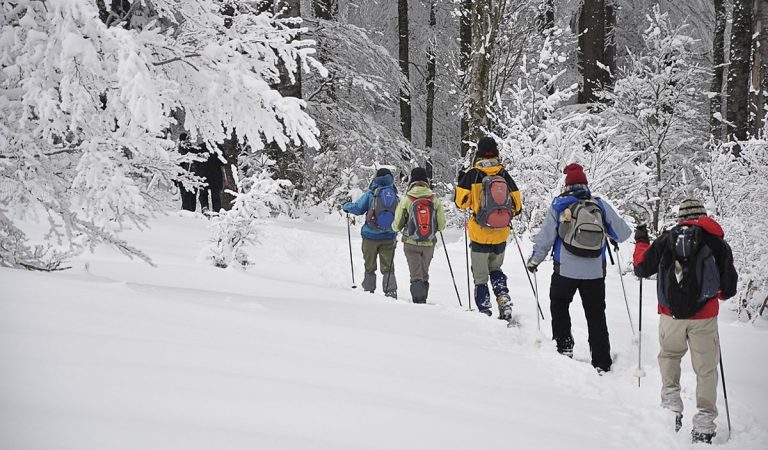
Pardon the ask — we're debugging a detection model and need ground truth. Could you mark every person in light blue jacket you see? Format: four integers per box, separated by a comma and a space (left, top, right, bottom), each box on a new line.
526, 164, 631, 374
343, 168, 399, 298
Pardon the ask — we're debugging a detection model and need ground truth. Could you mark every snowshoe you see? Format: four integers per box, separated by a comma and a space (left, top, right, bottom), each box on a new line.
691, 431, 715, 444
556, 336, 575, 358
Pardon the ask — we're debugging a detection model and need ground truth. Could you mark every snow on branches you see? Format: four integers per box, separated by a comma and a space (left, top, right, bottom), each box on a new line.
206, 161, 290, 269
491, 28, 642, 232
602, 6, 708, 232
0, 0, 321, 269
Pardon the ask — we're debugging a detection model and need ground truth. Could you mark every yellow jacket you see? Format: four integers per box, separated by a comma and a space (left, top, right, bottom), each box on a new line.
454, 159, 522, 245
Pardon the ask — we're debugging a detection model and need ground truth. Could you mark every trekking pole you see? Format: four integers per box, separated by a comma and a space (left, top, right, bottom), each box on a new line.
346, 214, 357, 289
533, 270, 541, 332
635, 278, 646, 387
511, 227, 545, 320
719, 340, 733, 439
439, 231, 463, 307
608, 242, 636, 336
464, 216, 473, 311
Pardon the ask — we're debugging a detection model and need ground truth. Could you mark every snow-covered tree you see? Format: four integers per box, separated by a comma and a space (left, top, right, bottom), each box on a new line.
492, 29, 642, 231
697, 137, 768, 319
603, 6, 708, 232
0, 0, 321, 269
206, 160, 291, 268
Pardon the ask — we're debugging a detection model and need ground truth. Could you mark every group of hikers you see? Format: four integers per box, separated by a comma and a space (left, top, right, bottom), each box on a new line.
343, 136, 738, 445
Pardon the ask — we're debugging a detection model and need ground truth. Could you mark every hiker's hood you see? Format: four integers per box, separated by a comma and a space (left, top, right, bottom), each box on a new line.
370, 174, 395, 190
473, 158, 504, 176
406, 184, 433, 198
678, 216, 725, 238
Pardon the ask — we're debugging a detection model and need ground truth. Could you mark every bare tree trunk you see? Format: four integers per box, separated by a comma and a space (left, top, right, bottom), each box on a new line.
219, 131, 239, 211
269, 0, 304, 187
459, 0, 472, 157
727, 0, 754, 155
398, 0, 412, 142
425, 0, 436, 179
711, 0, 727, 139
577, 0, 611, 104
468, 0, 492, 144
313, 0, 337, 101
604, 0, 616, 86
752, 0, 768, 136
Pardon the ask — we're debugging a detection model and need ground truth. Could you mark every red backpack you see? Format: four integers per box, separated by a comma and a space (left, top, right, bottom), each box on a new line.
405, 195, 437, 241
476, 175, 513, 229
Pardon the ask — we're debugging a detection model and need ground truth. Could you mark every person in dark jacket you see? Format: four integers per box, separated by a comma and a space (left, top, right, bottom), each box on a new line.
342, 168, 399, 298
527, 163, 631, 373
633, 197, 738, 444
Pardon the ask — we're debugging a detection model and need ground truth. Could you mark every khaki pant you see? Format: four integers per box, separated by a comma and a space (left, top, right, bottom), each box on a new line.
403, 244, 435, 282
361, 239, 397, 294
658, 315, 720, 434
470, 248, 505, 285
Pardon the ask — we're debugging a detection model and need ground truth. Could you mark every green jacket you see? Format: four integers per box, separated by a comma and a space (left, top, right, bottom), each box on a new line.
391, 183, 447, 246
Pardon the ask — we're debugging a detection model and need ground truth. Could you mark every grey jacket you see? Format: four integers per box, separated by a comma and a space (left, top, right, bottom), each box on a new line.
530, 190, 632, 280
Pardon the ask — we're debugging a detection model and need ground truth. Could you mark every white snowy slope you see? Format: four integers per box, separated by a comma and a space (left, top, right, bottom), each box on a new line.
1, 213, 766, 450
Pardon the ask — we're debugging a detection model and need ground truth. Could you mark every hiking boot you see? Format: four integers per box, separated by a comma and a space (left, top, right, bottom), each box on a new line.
556, 336, 574, 358
496, 294, 513, 320
691, 430, 715, 444
675, 414, 683, 433
385, 291, 398, 300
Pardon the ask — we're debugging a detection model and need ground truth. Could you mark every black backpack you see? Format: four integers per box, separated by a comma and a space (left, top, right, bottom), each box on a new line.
658, 225, 720, 319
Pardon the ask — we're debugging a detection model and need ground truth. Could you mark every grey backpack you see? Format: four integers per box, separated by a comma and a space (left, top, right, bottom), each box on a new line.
557, 198, 606, 258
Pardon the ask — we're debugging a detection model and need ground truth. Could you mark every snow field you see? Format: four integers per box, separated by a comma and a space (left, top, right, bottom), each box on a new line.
1, 213, 766, 449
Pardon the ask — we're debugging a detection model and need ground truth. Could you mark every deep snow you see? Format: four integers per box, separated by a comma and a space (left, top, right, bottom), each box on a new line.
1, 212, 767, 450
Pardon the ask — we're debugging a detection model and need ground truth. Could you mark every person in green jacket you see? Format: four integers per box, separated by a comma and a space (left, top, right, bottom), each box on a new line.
391, 167, 446, 304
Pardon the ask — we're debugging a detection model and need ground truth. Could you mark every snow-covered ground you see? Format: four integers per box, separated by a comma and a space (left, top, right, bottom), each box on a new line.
1, 213, 766, 450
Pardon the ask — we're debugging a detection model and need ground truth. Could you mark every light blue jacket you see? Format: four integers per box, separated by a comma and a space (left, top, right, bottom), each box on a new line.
342, 174, 398, 241
530, 188, 632, 280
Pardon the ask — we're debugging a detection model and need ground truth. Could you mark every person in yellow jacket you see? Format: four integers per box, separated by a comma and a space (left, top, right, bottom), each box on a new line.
391, 168, 446, 304
454, 137, 522, 318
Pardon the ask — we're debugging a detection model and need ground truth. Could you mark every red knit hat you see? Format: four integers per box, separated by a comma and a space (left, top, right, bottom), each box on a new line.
563, 163, 588, 186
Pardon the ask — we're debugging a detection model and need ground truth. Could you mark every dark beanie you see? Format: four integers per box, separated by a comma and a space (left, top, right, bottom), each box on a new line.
477, 136, 499, 158
375, 168, 393, 178
410, 167, 428, 184
563, 163, 588, 186
678, 197, 707, 220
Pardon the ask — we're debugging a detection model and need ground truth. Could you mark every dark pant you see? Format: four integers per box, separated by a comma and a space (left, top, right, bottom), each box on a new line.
181, 185, 197, 212
549, 273, 611, 370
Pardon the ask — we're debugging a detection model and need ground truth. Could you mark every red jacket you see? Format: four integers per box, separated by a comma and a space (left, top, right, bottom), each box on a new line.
633, 216, 738, 319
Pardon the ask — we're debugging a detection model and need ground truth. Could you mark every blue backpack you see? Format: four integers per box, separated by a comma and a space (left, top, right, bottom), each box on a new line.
366, 186, 399, 231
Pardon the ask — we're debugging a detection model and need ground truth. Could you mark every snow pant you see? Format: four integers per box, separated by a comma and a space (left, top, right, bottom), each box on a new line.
180, 184, 197, 212
198, 163, 224, 212
470, 242, 506, 285
403, 243, 434, 304
549, 273, 611, 371
361, 238, 397, 295
470, 242, 507, 313
658, 315, 719, 434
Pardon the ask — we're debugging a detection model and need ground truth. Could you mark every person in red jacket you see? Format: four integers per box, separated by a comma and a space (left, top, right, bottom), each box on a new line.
633, 197, 738, 444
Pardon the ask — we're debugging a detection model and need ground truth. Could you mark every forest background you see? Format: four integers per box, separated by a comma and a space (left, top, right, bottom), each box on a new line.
1, 0, 767, 316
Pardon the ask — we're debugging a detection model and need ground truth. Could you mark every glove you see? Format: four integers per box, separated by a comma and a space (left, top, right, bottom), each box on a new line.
609, 238, 619, 252
634, 225, 650, 243
526, 258, 539, 273
341, 202, 352, 213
